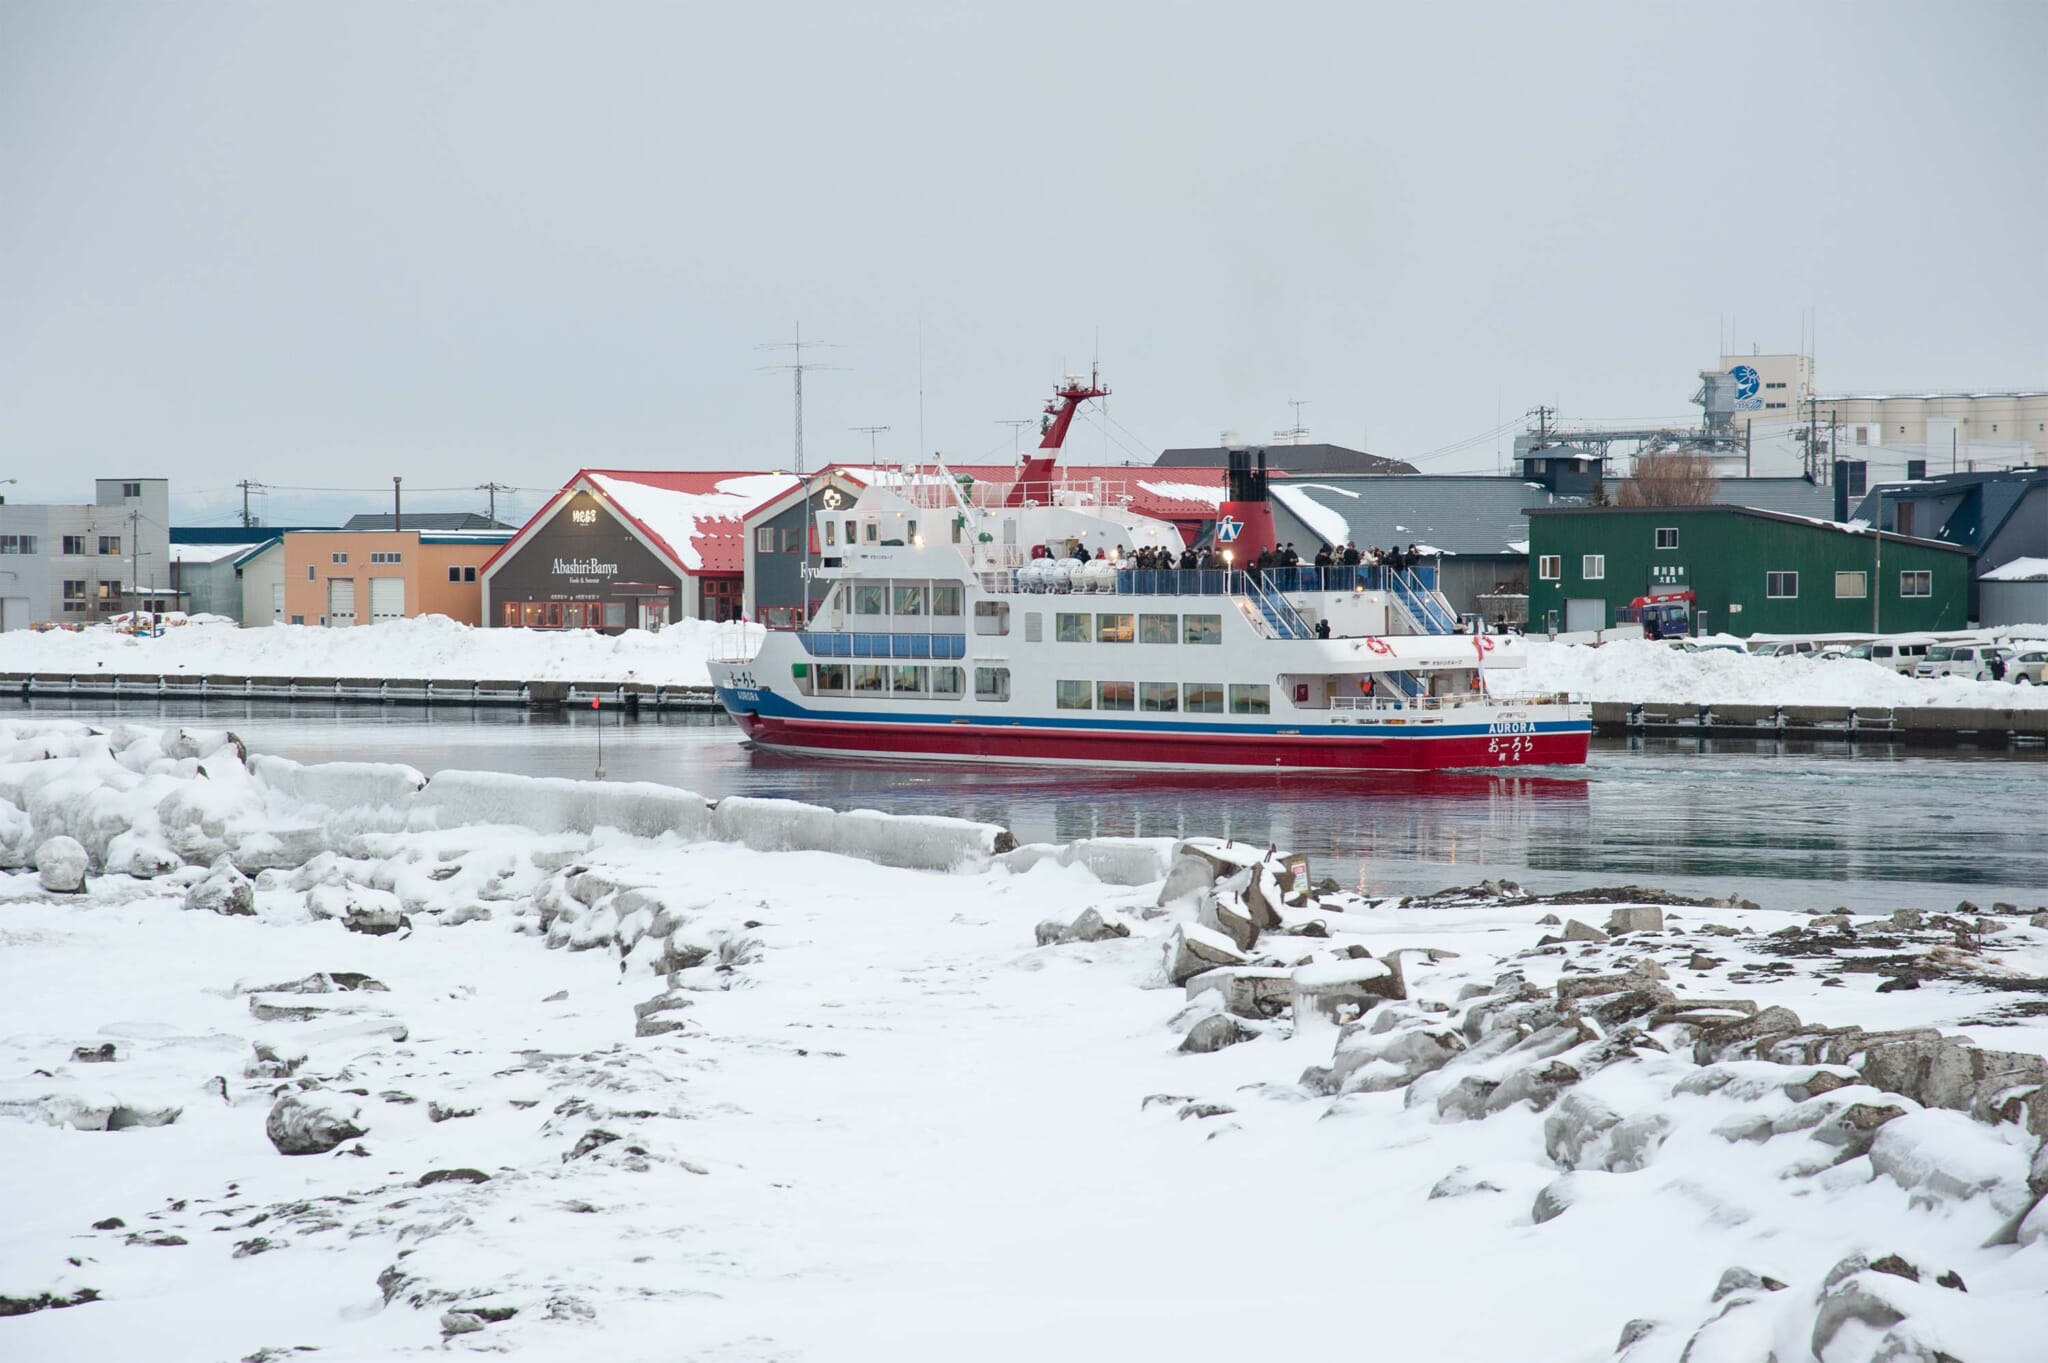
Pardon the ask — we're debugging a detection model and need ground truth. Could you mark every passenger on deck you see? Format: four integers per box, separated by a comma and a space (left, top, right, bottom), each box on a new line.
1281, 542, 1301, 567
1313, 544, 1333, 569
1070, 542, 1090, 563
1179, 547, 1198, 570
1313, 618, 1331, 639
1343, 542, 1361, 566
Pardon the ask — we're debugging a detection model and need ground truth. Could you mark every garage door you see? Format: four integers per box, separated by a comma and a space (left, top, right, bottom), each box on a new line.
327, 578, 356, 627
369, 577, 405, 622
1564, 597, 1607, 632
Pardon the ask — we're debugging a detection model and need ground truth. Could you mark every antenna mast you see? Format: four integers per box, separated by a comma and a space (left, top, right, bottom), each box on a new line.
758, 324, 843, 475
1274, 398, 1310, 445
850, 425, 890, 463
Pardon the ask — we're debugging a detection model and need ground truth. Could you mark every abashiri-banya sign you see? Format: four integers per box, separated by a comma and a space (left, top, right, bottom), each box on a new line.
553, 557, 619, 577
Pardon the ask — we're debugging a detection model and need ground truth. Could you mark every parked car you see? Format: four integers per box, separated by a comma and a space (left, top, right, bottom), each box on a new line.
1914, 643, 2009, 682
1847, 637, 1935, 674
1748, 640, 1817, 658
2000, 648, 2047, 685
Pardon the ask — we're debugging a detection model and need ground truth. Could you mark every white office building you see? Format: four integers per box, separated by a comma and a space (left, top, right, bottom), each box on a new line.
0, 479, 174, 631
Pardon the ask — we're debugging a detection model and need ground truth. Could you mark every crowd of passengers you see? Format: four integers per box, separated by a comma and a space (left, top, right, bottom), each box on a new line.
1028, 540, 1434, 572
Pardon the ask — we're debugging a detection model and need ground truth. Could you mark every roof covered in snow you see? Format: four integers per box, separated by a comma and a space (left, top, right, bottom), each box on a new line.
1981, 556, 2048, 582
167, 541, 265, 566
588, 471, 804, 574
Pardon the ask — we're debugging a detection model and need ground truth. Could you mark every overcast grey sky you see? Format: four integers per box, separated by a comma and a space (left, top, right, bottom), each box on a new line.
4, 1, 2044, 526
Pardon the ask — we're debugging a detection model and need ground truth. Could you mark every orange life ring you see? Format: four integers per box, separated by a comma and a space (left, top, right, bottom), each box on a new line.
1474, 635, 1495, 654
1364, 636, 1393, 655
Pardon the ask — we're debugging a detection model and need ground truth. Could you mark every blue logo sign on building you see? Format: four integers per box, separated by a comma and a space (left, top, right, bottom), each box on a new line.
1731, 364, 1762, 412
1217, 515, 1243, 544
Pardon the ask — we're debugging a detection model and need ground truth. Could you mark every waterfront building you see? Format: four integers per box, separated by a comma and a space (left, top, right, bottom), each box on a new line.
280, 529, 510, 627
0, 478, 174, 630
1526, 505, 1970, 636
1849, 467, 2048, 625
482, 471, 804, 631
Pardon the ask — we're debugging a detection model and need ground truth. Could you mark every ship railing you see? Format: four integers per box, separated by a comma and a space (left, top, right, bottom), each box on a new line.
1326, 691, 1577, 711
986, 565, 1423, 597
794, 630, 969, 660
883, 471, 1140, 512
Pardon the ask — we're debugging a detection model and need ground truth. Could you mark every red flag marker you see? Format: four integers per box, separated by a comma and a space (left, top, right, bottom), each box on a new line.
591, 696, 600, 709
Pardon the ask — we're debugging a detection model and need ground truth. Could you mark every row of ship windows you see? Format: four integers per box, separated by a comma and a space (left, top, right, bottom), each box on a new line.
846, 581, 965, 617
790, 665, 1269, 713
1053, 612, 1222, 644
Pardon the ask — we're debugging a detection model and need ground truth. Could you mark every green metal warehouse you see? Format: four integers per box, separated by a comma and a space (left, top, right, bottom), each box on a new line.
1525, 505, 1971, 636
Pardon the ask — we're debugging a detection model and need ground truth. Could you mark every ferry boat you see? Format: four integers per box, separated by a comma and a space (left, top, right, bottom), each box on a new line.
709, 375, 1590, 772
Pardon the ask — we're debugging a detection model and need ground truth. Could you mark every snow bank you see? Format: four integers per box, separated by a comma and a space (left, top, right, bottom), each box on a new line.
1504, 639, 2048, 708
249, 755, 425, 812
0, 614, 753, 688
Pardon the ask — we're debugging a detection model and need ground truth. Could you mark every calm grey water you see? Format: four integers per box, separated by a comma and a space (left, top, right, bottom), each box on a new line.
7, 697, 2043, 913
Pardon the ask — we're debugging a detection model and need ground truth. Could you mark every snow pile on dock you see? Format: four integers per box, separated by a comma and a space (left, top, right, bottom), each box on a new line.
1507, 638, 2048, 709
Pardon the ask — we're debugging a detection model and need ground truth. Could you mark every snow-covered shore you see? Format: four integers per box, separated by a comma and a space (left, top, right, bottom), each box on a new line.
3, 719, 2046, 1361
5, 616, 2046, 710
0, 616, 755, 689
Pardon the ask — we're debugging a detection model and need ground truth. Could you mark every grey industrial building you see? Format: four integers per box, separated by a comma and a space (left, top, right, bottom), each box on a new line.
0, 478, 176, 630
1850, 466, 2048, 625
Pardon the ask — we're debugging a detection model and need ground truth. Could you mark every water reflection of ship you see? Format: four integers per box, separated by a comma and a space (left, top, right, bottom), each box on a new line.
740, 747, 1590, 876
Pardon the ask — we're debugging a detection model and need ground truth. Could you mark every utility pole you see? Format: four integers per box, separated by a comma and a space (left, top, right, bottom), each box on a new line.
758, 325, 843, 476
1873, 489, 1884, 635
130, 508, 140, 604
236, 479, 267, 528
393, 476, 402, 532
476, 482, 513, 524
850, 425, 890, 463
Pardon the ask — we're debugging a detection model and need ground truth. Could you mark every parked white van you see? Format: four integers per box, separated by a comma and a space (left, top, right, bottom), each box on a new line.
1849, 636, 1935, 674
1914, 643, 2008, 682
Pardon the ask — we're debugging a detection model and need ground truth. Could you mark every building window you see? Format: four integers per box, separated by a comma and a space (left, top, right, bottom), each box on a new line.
61, 535, 85, 555
1900, 570, 1932, 598
370, 551, 401, 564
121, 482, 141, 497
331, 552, 348, 564
1856, 427, 1868, 446
307, 565, 316, 581
61, 580, 87, 611
1183, 613, 1222, 644
97, 580, 123, 601
1843, 463, 1868, 497
291, 615, 305, 625
1139, 681, 1179, 712
755, 527, 777, 553
1056, 612, 1088, 642
1055, 679, 1092, 710
1834, 571, 1867, 599
1765, 571, 1798, 598
100, 536, 121, 555
1095, 613, 1134, 643
448, 566, 464, 583
1764, 402, 1786, 410
1582, 555, 1605, 580
974, 666, 1010, 701
1538, 555, 1560, 580
1654, 528, 1678, 550
0, 535, 35, 554
823, 521, 836, 547
1229, 683, 1271, 715
1139, 613, 1178, 644
1895, 503, 1916, 537
1097, 680, 1135, 711
864, 521, 877, 543
1183, 682, 1225, 714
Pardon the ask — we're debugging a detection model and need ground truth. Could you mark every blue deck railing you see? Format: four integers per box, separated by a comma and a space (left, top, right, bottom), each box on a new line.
1012, 565, 1439, 596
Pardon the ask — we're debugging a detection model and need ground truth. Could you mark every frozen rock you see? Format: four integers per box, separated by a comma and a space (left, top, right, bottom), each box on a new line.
1868, 1109, 2033, 1216
1858, 1034, 2048, 1133
1199, 888, 1259, 953
1712, 1267, 1786, 1301
1606, 1113, 1674, 1172
1036, 908, 1131, 946
104, 829, 182, 879
264, 1092, 366, 1155
1184, 966, 1294, 1019
1331, 1024, 1465, 1095
1604, 906, 1664, 934
184, 862, 256, 916
1543, 1092, 1622, 1170
1163, 923, 1247, 987
1530, 1173, 1582, 1223
1811, 1273, 1908, 1360
1615, 1319, 1658, 1352
1180, 1014, 1254, 1054
35, 836, 88, 893
441, 1311, 486, 1337
1157, 852, 1216, 906
1561, 918, 1609, 943
1428, 1166, 1503, 1199
1292, 955, 1405, 1026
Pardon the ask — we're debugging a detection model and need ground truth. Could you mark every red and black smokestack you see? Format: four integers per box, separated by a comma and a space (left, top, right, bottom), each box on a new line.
1217, 446, 1279, 562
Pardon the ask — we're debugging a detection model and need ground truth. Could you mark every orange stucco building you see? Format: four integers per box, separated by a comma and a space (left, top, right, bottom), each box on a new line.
280, 531, 511, 626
